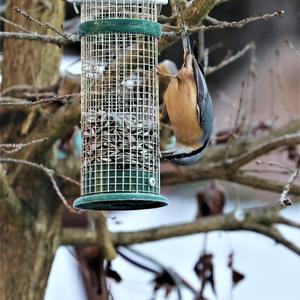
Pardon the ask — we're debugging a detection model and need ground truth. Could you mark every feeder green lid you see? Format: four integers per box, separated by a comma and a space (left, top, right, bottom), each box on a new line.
78, 18, 162, 38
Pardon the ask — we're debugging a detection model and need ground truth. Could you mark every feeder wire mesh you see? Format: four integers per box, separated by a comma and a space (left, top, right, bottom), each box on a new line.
75, 0, 168, 210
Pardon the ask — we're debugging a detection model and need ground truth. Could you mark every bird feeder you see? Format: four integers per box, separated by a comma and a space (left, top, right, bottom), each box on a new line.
73, 0, 168, 210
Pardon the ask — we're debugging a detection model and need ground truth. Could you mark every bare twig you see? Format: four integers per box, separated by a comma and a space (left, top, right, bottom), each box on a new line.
205, 42, 254, 75
124, 246, 197, 296
256, 160, 294, 172
0, 138, 47, 153
244, 223, 300, 256
0, 93, 79, 107
284, 40, 300, 59
0, 31, 76, 46
118, 249, 158, 273
279, 164, 300, 207
0, 16, 31, 33
0, 158, 82, 214
275, 50, 293, 119
277, 217, 300, 229
230, 172, 300, 195
242, 169, 291, 175
123, 247, 183, 299
201, 10, 284, 31
15, 7, 69, 39
56, 173, 80, 187
205, 16, 223, 25
2, 83, 60, 97
226, 133, 300, 170
244, 43, 257, 134
162, 11, 284, 36
269, 68, 276, 119
233, 81, 246, 134
224, 81, 247, 160
6, 91, 81, 182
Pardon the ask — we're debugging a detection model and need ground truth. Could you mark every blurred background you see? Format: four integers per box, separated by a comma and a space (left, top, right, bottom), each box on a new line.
1, 0, 299, 299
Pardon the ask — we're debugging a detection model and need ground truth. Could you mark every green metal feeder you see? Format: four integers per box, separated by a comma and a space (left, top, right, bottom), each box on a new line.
74, 0, 168, 210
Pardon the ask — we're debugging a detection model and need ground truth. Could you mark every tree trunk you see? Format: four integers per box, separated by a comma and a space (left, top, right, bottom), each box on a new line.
0, 1, 65, 299
0, 206, 62, 300
2, 0, 64, 90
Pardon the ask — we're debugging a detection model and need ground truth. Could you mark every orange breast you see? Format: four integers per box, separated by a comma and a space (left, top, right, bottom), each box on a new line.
164, 71, 203, 146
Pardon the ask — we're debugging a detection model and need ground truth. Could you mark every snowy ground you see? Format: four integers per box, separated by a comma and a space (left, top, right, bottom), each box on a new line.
45, 184, 300, 300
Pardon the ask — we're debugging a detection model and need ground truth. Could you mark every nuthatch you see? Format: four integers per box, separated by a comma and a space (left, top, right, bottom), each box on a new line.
159, 32, 214, 165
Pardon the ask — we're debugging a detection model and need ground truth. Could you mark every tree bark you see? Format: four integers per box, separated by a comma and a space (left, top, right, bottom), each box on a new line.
0, 206, 62, 300
0, 1, 65, 299
2, 0, 64, 90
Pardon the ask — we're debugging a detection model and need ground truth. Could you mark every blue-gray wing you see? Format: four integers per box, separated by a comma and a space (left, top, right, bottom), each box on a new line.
181, 32, 214, 142
193, 57, 214, 142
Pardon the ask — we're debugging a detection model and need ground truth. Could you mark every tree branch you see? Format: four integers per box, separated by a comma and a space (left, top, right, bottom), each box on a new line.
242, 223, 300, 256
205, 42, 254, 75
61, 228, 97, 246
0, 31, 76, 46
205, 119, 300, 164
14, 7, 69, 39
162, 10, 284, 37
160, 119, 300, 194
9, 94, 80, 180
277, 217, 300, 229
183, 0, 219, 26
279, 165, 300, 207
0, 16, 31, 33
0, 158, 81, 214
159, 0, 219, 51
90, 212, 117, 261
0, 93, 79, 107
226, 172, 300, 195
0, 138, 47, 153
226, 132, 300, 170
61, 204, 300, 255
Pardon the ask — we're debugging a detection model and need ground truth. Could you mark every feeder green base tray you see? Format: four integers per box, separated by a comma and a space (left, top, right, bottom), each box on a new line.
73, 193, 168, 211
